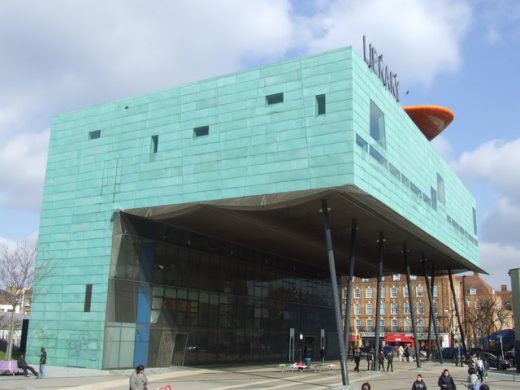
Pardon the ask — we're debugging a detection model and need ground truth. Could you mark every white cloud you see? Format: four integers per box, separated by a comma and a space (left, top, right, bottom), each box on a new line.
300, 0, 472, 87
479, 241, 520, 289
431, 135, 454, 161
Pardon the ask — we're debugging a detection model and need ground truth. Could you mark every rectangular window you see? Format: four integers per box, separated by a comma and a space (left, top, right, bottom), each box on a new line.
390, 287, 397, 298
354, 303, 361, 315
417, 319, 425, 332
391, 319, 398, 331
380, 303, 385, 315
151, 135, 159, 153
404, 319, 411, 332
433, 302, 438, 315
84, 284, 92, 312
369, 146, 387, 166
380, 286, 385, 298
369, 100, 386, 147
342, 288, 348, 300
437, 173, 446, 204
379, 318, 385, 328
431, 187, 438, 210
356, 134, 368, 151
410, 275, 417, 280
266, 92, 284, 105
355, 319, 361, 331
391, 303, 398, 315
366, 319, 373, 331
388, 163, 401, 180
417, 303, 424, 315
403, 287, 408, 298
433, 285, 438, 297
392, 274, 400, 281
362, 278, 370, 282
366, 287, 373, 299
354, 287, 361, 299
416, 286, 424, 297
89, 130, 101, 140
404, 303, 410, 314
366, 303, 373, 315
469, 288, 477, 295
316, 94, 326, 115
194, 125, 209, 137
410, 182, 422, 197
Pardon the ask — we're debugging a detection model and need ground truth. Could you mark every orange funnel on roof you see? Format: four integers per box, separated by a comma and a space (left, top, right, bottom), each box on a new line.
403, 105, 454, 140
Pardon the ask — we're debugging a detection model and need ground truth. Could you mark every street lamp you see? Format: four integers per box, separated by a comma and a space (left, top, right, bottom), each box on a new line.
299, 333, 304, 362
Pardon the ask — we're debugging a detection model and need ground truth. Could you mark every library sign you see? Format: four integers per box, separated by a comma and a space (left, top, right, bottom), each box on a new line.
363, 36, 400, 102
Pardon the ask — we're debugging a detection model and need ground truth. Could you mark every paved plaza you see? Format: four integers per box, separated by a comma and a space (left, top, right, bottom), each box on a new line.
0, 359, 519, 390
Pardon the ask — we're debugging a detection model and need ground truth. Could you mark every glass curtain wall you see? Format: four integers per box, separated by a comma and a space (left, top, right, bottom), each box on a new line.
103, 212, 336, 368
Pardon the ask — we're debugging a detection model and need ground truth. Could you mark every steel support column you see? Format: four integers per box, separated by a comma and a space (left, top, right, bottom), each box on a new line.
448, 269, 467, 355
320, 199, 349, 386
373, 232, 384, 371
344, 219, 358, 354
404, 244, 421, 368
422, 258, 443, 364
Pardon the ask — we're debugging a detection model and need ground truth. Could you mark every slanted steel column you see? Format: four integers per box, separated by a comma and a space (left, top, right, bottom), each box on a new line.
404, 244, 421, 368
373, 232, 384, 371
448, 269, 467, 355
320, 199, 349, 386
344, 219, 358, 353
422, 258, 443, 364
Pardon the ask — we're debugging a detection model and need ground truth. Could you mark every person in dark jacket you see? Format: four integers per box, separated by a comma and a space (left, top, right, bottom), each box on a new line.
412, 374, 427, 390
353, 346, 361, 372
378, 349, 386, 371
438, 369, 457, 390
386, 347, 394, 372
17, 354, 39, 378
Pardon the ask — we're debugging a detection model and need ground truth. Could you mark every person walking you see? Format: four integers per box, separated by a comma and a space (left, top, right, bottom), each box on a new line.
39, 347, 47, 379
367, 348, 374, 371
412, 374, 427, 390
353, 346, 361, 372
361, 382, 371, 390
386, 347, 394, 372
378, 349, 386, 371
399, 344, 405, 362
129, 364, 148, 390
466, 367, 480, 390
438, 368, 457, 390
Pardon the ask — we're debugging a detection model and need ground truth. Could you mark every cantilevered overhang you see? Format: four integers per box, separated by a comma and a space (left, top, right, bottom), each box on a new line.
123, 186, 485, 277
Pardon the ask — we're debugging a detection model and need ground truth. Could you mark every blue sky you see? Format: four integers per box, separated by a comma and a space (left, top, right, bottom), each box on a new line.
0, 0, 518, 289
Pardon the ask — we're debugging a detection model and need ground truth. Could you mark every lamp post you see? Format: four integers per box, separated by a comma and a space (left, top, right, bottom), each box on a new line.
299, 333, 303, 362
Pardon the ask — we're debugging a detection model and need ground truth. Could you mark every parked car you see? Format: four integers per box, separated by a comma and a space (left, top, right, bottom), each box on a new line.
478, 351, 512, 370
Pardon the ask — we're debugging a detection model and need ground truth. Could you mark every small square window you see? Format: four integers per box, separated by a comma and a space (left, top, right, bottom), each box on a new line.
369, 100, 386, 147
89, 130, 101, 140
194, 126, 209, 137
316, 94, 326, 115
151, 135, 159, 153
266, 93, 284, 105
469, 288, 477, 295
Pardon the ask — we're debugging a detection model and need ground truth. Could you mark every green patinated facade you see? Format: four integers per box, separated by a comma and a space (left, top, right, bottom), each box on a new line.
28, 46, 479, 369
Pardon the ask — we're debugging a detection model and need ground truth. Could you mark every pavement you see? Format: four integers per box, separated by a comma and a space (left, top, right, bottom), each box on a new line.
0, 359, 519, 390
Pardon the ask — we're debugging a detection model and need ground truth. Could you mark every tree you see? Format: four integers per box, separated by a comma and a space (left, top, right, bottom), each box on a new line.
465, 295, 509, 349
0, 241, 49, 361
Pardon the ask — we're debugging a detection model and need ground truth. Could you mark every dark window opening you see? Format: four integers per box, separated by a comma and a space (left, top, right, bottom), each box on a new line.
266, 93, 284, 105
151, 135, 159, 153
472, 207, 478, 235
84, 284, 92, 312
194, 126, 209, 137
369, 145, 387, 167
89, 130, 101, 140
356, 134, 368, 151
316, 94, 326, 115
369, 100, 386, 148
437, 173, 446, 204
431, 187, 438, 210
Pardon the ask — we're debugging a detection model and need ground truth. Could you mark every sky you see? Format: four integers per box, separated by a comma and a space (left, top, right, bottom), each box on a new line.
0, 0, 518, 290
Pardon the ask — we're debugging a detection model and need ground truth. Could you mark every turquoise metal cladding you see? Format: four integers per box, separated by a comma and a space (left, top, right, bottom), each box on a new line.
28, 46, 478, 368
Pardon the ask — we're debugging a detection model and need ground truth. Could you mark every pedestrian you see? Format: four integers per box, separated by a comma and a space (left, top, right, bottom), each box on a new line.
399, 345, 405, 362
354, 346, 361, 372
320, 346, 326, 363
412, 374, 427, 390
438, 368, 457, 390
129, 364, 148, 390
367, 348, 374, 370
466, 367, 480, 390
404, 346, 410, 362
17, 354, 39, 378
475, 356, 484, 381
39, 347, 47, 379
409, 345, 416, 363
386, 347, 394, 372
361, 382, 371, 390
378, 349, 385, 371
479, 384, 489, 390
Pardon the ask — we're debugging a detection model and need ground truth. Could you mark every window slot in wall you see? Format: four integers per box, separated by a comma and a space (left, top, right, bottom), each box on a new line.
266, 93, 284, 105
89, 130, 101, 140
316, 94, 326, 115
151, 135, 159, 153
84, 284, 92, 312
194, 126, 209, 137
369, 100, 386, 148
